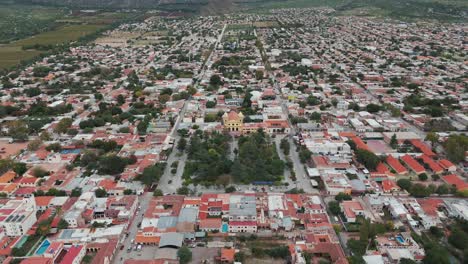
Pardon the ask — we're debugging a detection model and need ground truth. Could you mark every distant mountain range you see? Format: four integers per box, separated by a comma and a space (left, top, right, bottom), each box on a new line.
7, 0, 468, 19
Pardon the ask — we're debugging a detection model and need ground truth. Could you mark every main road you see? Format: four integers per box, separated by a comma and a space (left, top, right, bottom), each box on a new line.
112, 192, 152, 264
158, 23, 228, 195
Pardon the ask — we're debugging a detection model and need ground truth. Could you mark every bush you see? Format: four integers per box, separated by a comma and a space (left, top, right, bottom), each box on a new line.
153, 189, 163, 196
418, 173, 428, 181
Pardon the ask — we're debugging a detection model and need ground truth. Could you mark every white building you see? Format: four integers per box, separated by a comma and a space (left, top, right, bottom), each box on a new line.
0, 197, 37, 237
303, 139, 352, 158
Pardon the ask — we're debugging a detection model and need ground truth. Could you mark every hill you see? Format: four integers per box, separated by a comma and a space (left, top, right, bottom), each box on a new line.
3, 0, 467, 20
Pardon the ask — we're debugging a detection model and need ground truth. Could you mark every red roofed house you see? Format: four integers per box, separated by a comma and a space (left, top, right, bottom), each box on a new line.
303, 233, 348, 264
340, 200, 365, 223
386, 155, 408, 175
439, 159, 456, 172
401, 155, 425, 175
419, 155, 443, 174
382, 180, 400, 193
411, 139, 436, 157
442, 174, 468, 191
199, 218, 222, 232
218, 248, 235, 263
59, 245, 85, 264
370, 163, 393, 181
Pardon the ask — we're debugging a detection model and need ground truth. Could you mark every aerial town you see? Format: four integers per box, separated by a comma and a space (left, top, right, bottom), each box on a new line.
0, 6, 467, 264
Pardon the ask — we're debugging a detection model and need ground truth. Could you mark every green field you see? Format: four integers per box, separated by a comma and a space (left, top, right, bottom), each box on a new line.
0, 6, 136, 70
15, 24, 104, 46
0, 24, 105, 69
0, 5, 65, 43
0, 46, 41, 69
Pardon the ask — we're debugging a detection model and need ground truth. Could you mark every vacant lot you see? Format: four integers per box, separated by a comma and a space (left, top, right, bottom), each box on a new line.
253, 21, 280, 28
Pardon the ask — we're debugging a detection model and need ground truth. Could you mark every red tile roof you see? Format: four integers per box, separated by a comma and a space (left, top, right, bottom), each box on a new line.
442, 174, 468, 191
411, 139, 435, 157
59, 245, 83, 264
401, 155, 425, 174
419, 155, 443, 174
199, 218, 222, 229
386, 155, 407, 174
351, 136, 370, 151
439, 159, 455, 170
220, 248, 235, 262
382, 180, 400, 192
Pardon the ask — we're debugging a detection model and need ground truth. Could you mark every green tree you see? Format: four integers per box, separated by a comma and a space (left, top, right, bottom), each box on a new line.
206, 101, 216, 108
177, 186, 189, 195
310, 112, 321, 121
280, 138, 290, 156
418, 173, 428, 181
46, 143, 62, 152
225, 186, 236, 193
410, 183, 431, 197
328, 201, 341, 215
28, 139, 42, 151
366, 103, 381, 113
209, 74, 222, 87
347, 239, 367, 256
448, 228, 468, 250
255, 70, 264, 80
444, 134, 468, 163
13, 162, 27, 176
423, 246, 450, 264
95, 188, 107, 198
159, 94, 171, 104
71, 188, 82, 197
390, 134, 398, 149
36, 219, 51, 236
123, 189, 133, 195
178, 137, 187, 152
58, 219, 69, 229
425, 132, 439, 145
6, 120, 28, 142
299, 147, 312, 163
397, 179, 412, 190
54, 118, 73, 134
138, 163, 165, 186
177, 246, 192, 264
335, 192, 352, 202
429, 226, 444, 238
153, 189, 163, 196
355, 149, 380, 171
436, 184, 449, 195
117, 94, 125, 105
98, 154, 127, 174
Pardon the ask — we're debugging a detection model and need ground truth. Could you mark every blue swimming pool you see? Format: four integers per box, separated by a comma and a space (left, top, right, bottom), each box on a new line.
60, 149, 81, 154
396, 236, 405, 244
222, 223, 228, 233
35, 239, 50, 255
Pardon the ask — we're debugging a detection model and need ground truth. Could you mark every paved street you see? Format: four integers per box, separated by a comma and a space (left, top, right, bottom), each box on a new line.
112, 192, 152, 264
158, 151, 187, 194
158, 24, 227, 196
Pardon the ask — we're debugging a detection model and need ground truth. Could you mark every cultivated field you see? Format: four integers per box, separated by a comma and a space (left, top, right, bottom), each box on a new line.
0, 7, 134, 70
0, 24, 104, 69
